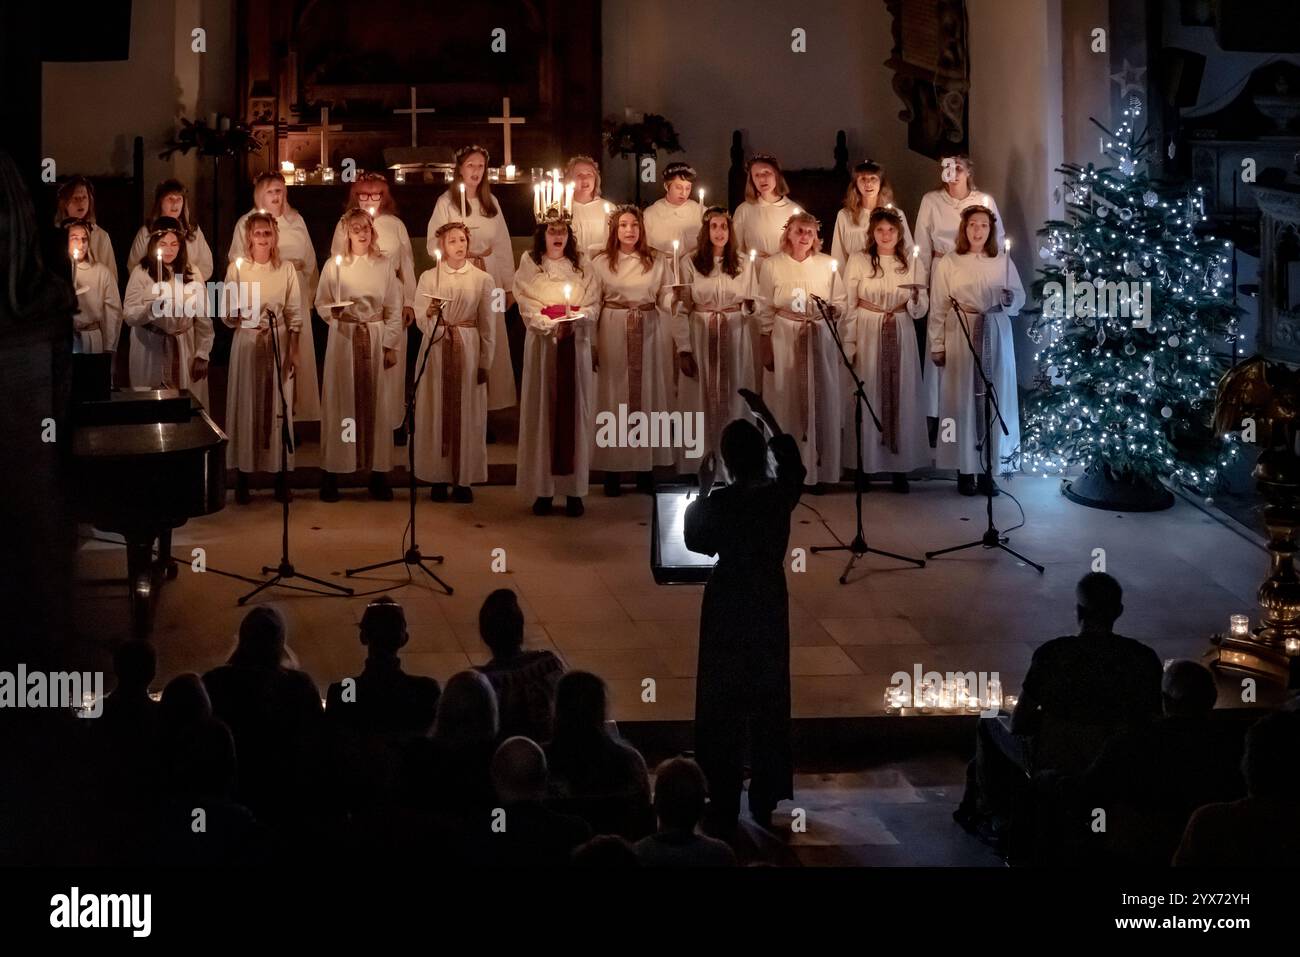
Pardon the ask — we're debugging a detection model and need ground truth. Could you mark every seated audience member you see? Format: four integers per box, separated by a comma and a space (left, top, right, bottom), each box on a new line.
326, 596, 441, 737
489, 736, 592, 867
545, 671, 654, 838
1047, 659, 1244, 865
571, 834, 643, 868
401, 670, 500, 819
202, 606, 326, 824
473, 588, 565, 741
955, 573, 1162, 844
1175, 710, 1300, 866
635, 758, 737, 867
100, 640, 159, 737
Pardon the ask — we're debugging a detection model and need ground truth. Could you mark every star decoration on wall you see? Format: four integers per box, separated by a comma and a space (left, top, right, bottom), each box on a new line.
1110, 59, 1146, 98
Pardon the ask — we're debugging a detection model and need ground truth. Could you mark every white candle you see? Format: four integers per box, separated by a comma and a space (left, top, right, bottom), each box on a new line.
71, 247, 80, 287
604, 202, 612, 216
829, 259, 838, 303
911, 244, 920, 285
234, 257, 243, 317
748, 248, 757, 298
434, 248, 442, 297
533, 185, 542, 218
563, 282, 572, 317
505, 163, 516, 180
672, 239, 681, 284
367, 205, 377, 218
155, 248, 163, 282
333, 254, 342, 303
565, 181, 574, 214
459, 182, 467, 217
1003, 238, 1011, 287
1229, 614, 1250, 638
698, 187, 705, 206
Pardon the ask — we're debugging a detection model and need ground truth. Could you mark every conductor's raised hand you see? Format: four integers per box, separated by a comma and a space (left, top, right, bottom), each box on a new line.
697, 451, 717, 495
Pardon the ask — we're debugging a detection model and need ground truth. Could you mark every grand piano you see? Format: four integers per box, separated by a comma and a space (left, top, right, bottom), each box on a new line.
72, 388, 227, 639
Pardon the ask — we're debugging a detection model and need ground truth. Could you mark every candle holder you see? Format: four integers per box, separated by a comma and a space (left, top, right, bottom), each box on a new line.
294, 168, 307, 185
321, 167, 336, 184
394, 168, 406, 185
444, 169, 455, 184
488, 168, 501, 183
505, 164, 517, 181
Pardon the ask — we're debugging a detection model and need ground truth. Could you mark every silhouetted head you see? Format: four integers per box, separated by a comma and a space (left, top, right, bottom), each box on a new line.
720, 418, 767, 484
360, 595, 407, 656
231, 605, 288, 669
112, 640, 156, 694
571, 834, 641, 868
480, 588, 525, 659
1161, 659, 1217, 717
432, 670, 499, 745
159, 673, 212, 728
653, 756, 710, 832
1242, 711, 1300, 800
553, 671, 608, 740
1076, 572, 1123, 632
491, 735, 548, 803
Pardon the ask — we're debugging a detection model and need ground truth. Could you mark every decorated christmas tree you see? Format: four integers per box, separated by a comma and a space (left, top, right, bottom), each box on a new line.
1020, 107, 1242, 509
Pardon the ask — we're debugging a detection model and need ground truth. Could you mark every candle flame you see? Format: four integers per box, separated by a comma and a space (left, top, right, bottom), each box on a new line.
749, 249, 756, 261
334, 254, 342, 266
672, 239, 679, 250
235, 257, 243, 269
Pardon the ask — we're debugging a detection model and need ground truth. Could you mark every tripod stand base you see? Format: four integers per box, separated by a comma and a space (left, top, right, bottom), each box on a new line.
925, 528, 1044, 573
237, 560, 355, 605
811, 534, 926, 584
346, 549, 454, 595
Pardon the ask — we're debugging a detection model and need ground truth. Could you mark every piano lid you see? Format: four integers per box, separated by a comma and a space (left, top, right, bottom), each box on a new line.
72, 389, 227, 459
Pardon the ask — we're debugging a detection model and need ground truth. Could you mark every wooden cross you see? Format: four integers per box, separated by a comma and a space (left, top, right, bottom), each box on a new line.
488, 96, 526, 169
307, 106, 343, 169
393, 87, 436, 149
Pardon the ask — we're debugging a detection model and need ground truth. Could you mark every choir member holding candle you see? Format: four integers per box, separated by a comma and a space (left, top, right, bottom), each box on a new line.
732, 154, 803, 262
928, 205, 1024, 496
316, 209, 404, 502
513, 210, 599, 517
427, 146, 516, 412
65, 219, 122, 357
221, 212, 301, 504
643, 162, 706, 259
331, 172, 418, 435
756, 211, 846, 490
229, 172, 322, 423
122, 217, 213, 406
565, 155, 611, 260
56, 176, 117, 285
674, 207, 756, 478
592, 204, 676, 496
127, 179, 214, 281
830, 160, 913, 273
840, 207, 929, 491
413, 222, 497, 504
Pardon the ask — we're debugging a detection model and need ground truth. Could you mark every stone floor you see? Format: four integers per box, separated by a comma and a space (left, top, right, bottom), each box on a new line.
70, 468, 1267, 723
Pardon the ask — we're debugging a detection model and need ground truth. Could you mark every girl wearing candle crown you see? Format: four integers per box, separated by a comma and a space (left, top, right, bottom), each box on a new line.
57, 176, 118, 286
831, 160, 913, 273
756, 211, 847, 490
841, 207, 930, 492
127, 179, 214, 281
929, 205, 1024, 497
591, 204, 676, 497
674, 207, 756, 479
122, 217, 214, 407
413, 221, 496, 504
513, 209, 599, 517
427, 145, 516, 413
732, 153, 804, 262
316, 208, 404, 502
65, 219, 123, 358
222, 212, 301, 505
229, 172, 321, 423
331, 172, 418, 438
565, 155, 611, 260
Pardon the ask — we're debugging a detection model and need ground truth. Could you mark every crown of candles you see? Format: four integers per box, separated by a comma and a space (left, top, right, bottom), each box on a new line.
535, 204, 573, 226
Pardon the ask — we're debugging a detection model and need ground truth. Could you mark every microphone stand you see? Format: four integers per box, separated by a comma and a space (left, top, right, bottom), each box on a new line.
807, 293, 925, 582
345, 294, 453, 594
240, 304, 355, 603
925, 298, 1042, 574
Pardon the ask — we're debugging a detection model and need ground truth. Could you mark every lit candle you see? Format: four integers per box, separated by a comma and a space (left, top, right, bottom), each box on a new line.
333, 254, 342, 304
748, 248, 757, 299
911, 244, 920, 285
367, 205, 377, 218
280, 160, 295, 174
434, 248, 442, 297
1285, 636, 1299, 656
698, 187, 705, 206
1003, 238, 1011, 288
155, 247, 163, 282
394, 168, 406, 185
829, 258, 838, 303
234, 257, 243, 318
533, 184, 542, 219
459, 182, 467, 217
672, 239, 681, 284
505, 163, 516, 180
563, 282, 572, 317
1229, 614, 1250, 638
565, 181, 574, 214
71, 247, 80, 288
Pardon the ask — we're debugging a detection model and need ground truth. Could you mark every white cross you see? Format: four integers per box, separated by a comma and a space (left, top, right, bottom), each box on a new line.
488, 96, 526, 169
307, 107, 343, 169
393, 87, 436, 149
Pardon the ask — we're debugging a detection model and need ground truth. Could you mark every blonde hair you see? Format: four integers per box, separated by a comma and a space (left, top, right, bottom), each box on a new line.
743, 154, 790, 203
341, 208, 383, 259
241, 212, 282, 269
779, 211, 823, 256
252, 172, 291, 214
564, 155, 602, 197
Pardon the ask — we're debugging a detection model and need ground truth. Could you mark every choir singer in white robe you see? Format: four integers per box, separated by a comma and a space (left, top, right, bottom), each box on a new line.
566, 155, 612, 260
592, 205, 676, 496
830, 160, 913, 273
840, 207, 930, 492
316, 209, 403, 502
427, 145, 516, 411
757, 211, 846, 490
230, 172, 321, 422
513, 212, 599, 517
221, 212, 300, 504
122, 218, 213, 407
413, 222, 496, 503
732, 154, 804, 262
929, 205, 1025, 496
127, 179, 214, 282
57, 176, 117, 285
673, 207, 756, 478
66, 220, 122, 357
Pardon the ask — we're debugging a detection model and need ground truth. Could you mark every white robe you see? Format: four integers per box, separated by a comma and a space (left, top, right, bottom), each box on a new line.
841, 251, 931, 475
229, 207, 321, 421
427, 190, 517, 410
71, 260, 122, 355
315, 255, 403, 474
128, 225, 214, 282
643, 197, 706, 262
412, 262, 496, 486
929, 251, 1025, 476
122, 266, 214, 408
830, 206, 914, 273
570, 198, 611, 260
673, 255, 757, 475
591, 251, 676, 472
757, 251, 847, 484
513, 253, 599, 499
88, 227, 117, 286
332, 212, 417, 429
221, 259, 301, 473
732, 196, 802, 261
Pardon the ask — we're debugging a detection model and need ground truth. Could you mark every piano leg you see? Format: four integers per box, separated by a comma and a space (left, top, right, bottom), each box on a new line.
126, 532, 160, 640
158, 527, 178, 580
